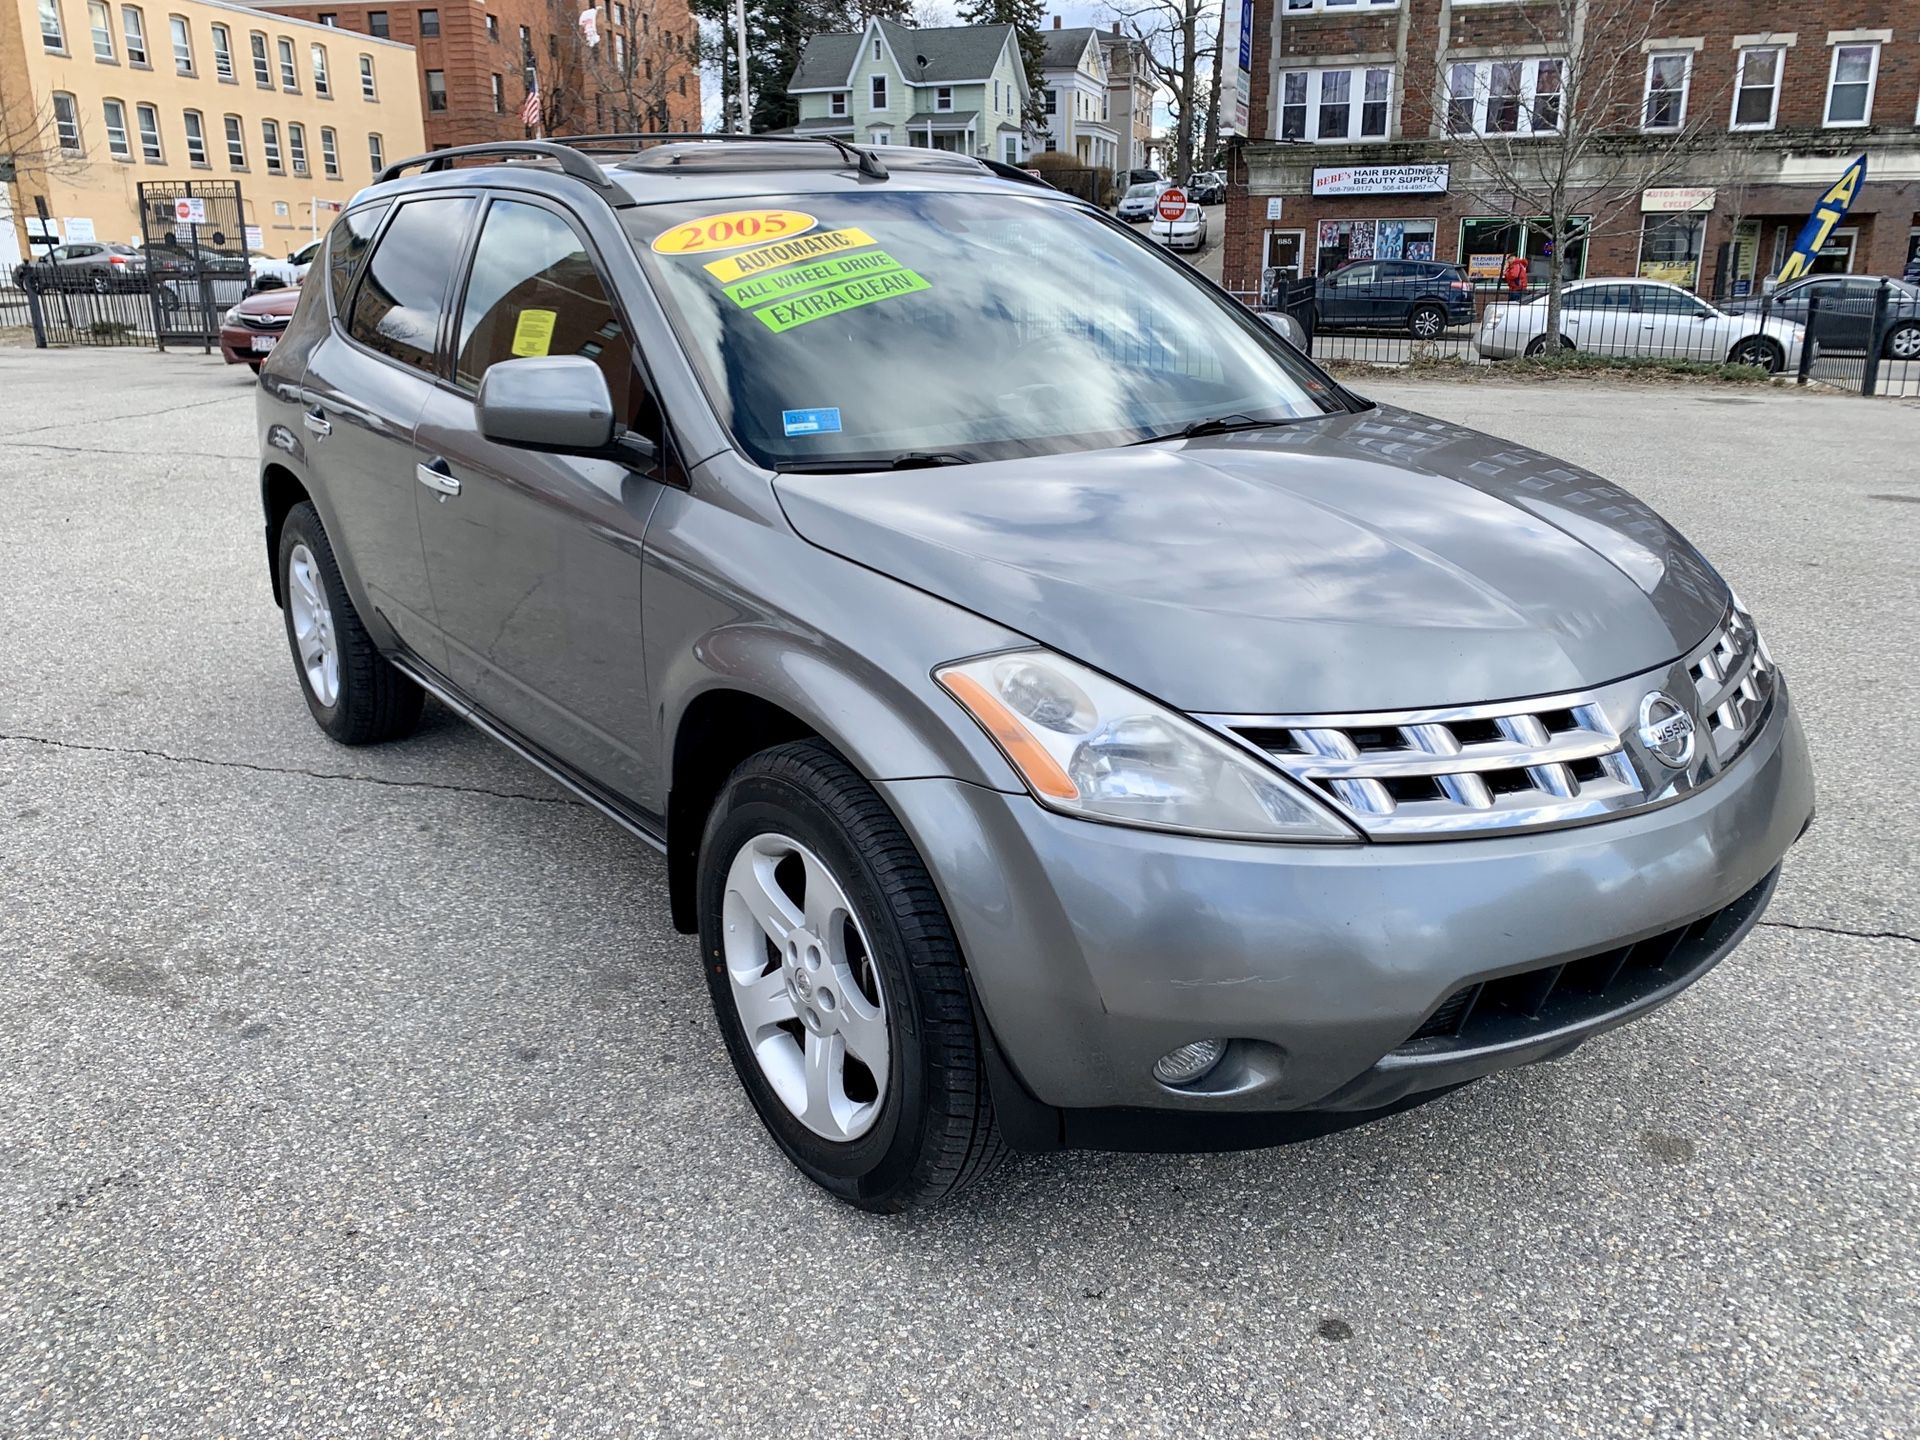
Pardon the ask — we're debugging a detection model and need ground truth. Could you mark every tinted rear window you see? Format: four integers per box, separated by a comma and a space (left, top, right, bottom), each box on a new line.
326, 201, 390, 315
347, 197, 473, 373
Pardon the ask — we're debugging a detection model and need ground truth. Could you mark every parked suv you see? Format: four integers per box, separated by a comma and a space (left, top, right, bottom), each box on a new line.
1314, 259, 1477, 338
258, 137, 1813, 1211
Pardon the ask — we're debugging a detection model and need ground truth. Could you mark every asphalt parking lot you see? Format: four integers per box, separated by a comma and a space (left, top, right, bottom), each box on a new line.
2, 348, 1915, 1436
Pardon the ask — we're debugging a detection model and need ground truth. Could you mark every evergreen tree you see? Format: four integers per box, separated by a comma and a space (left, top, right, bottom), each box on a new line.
957, 0, 1048, 128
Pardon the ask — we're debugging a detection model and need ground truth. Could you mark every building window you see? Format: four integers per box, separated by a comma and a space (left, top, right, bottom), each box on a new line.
1824, 43, 1877, 127
168, 12, 190, 71
1460, 215, 1590, 281
211, 22, 231, 79
1446, 57, 1562, 137
134, 101, 162, 159
367, 10, 388, 39
53, 92, 82, 151
870, 75, 886, 110
288, 120, 307, 173
486, 13, 498, 40
491, 73, 503, 112
368, 131, 384, 173
41, 0, 68, 51
1637, 214, 1705, 288
102, 98, 131, 157
359, 55, 375, 99
278, 36, 297, 89
936, 86, 952, 111
872, 37, 879, 59
1279, 66, 1393, 142
1283, 0, 1396, 11
183, 108, 207, 164
224, 112, 245, 166
425, 69, 446, 111
321, 126, 339, 177
250, 31, 269, 86
318, 11, 335, 24
1044, 88, 1056, 115
121, 6, 146, 65
1642, 51, 1690, 131
829, 91, 847, 117
312, 43, 329, 94
418, 8, 439, 37
88, 0, 113, 59
262, 118, 282, 172
1730, 47, 1780, 130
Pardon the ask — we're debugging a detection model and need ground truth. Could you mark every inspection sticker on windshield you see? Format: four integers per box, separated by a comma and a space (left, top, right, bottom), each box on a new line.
651, 209, 817, 255
782, 407, 842, 437
701, 227, 878, 284
754, 269, 930, 332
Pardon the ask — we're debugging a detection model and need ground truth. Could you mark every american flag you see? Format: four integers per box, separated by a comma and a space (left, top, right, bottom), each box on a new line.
521, 79, 542, 131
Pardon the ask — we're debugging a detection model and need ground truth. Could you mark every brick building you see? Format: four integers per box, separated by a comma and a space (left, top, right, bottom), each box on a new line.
250, 0, 699, 156
1221, 0, 1920, 300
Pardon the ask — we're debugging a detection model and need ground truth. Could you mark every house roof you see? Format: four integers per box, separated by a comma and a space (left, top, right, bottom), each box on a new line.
791, 20, 1019, 91
1040, 26, 1101, 71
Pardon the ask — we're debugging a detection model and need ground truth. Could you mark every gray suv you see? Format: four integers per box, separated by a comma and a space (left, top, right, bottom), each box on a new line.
256, 137, 1814, 1211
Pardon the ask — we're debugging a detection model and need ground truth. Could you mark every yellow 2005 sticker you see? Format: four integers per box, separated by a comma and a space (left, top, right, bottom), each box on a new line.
650, 209, 818, 255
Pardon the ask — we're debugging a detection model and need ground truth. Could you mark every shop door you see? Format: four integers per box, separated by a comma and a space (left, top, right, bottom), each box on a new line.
1809, 228, 1856, 275
1265, 230, 1304, 277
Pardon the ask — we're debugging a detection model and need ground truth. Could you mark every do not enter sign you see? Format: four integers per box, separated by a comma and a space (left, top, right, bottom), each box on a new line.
1157, 187, 1188, 222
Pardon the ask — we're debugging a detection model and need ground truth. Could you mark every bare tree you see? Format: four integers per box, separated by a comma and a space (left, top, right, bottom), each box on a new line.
1427, 0, 1714, 342
1, 76, 89, 191
568, 2, 699, 133
1109, 0, 1217, 180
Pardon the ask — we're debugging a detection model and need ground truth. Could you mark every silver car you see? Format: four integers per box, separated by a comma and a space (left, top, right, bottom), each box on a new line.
257, 138, 1814, 1211
1476, 278, 1807, 371
1116, 181, 1162, 223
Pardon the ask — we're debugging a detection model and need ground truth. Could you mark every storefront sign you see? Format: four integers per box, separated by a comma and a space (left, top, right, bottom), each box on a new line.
1467, 253, 1505, 280
1641, 187, 1716, 213
1265, 196, 1284, 221
1312, 164, 1449, 198
1777, 153, 1867, 283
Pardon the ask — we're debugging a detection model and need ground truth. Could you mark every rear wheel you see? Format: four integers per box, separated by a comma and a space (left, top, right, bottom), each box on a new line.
1408, 303, 1446, 340
1728, 336, 1784, 373
276, 501, 423, 745
698, 740, 1006, 1212
1883, 321, 1920, 362
1524, 333, 1575, 357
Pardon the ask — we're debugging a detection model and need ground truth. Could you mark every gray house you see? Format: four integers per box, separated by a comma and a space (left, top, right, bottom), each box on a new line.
786, 18, 1032, 165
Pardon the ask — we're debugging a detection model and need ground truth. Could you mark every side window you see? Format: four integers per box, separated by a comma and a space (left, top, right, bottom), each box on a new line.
1636, 287, 1710, 318
326, 200, 389, 313
346, 196, 471, 371
1566, 285, 1632, 311
454, 199, 640, 425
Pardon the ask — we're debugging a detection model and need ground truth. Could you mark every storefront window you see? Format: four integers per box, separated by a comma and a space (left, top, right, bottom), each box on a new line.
1638, 213, 1704, 288
1459, 217, 1588, 282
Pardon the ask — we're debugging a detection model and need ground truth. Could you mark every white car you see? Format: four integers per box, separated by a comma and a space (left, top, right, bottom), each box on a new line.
248, 237, 323, 291
1150, 202, 1207, 253
1115, 182, 1162, 223
1475, 278, 1807, 372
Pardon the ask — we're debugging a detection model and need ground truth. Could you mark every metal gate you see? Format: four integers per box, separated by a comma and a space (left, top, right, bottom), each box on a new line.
136, 179, 250, 349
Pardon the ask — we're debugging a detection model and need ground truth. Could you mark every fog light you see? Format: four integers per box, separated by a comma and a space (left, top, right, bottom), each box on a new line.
1153, 1039, 1226, 1086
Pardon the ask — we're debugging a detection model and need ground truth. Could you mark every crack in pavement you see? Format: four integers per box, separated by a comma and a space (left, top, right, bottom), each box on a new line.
1758, 918, 1920, 947
0, 392, 241, 442
2, 439, 253, 462
0, 732, 587, 810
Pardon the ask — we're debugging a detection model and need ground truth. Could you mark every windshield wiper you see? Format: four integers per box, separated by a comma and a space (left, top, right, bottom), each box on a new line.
774, 452, 973, 474
1125, 413, 1311, 446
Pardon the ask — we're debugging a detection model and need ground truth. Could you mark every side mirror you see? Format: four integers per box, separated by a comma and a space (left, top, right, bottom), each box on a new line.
1258, 310, 1307, 350
476, 355, 653, 466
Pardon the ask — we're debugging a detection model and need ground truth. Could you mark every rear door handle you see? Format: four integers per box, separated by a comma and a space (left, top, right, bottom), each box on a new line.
303, 409, 331, 437
415, 458, 461, 498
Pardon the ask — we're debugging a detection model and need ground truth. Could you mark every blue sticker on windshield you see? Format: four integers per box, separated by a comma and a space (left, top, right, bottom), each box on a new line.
782, 407, 842, 437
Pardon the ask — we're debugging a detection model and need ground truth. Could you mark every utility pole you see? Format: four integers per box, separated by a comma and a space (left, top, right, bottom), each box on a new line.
732, 0, 751, 132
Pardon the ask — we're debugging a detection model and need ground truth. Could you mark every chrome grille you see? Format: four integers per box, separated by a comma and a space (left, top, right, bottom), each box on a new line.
1205, 604, 1775, 839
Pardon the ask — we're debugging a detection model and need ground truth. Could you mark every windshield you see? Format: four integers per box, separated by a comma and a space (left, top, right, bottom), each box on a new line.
1123, 184, 1159, 199
624, 189, 1341, 469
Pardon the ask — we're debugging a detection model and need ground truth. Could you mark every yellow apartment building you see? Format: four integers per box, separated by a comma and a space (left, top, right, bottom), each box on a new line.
2, 0, 424, 265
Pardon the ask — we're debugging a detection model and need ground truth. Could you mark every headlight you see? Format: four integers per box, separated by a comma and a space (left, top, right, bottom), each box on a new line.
221, 306, 243, 326
936, 650, 1357, 841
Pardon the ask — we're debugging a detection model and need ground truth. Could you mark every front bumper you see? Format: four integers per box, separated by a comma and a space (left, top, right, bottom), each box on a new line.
877, 683, 1812, 1148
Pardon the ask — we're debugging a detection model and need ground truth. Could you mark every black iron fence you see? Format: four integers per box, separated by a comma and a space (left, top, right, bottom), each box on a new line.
12, 258, 250, 349
1240, 276, 1919, 399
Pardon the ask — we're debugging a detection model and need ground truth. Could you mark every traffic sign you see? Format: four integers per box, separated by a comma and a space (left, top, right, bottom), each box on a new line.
1157, 187, 1188, 222
173, 196, 207, 226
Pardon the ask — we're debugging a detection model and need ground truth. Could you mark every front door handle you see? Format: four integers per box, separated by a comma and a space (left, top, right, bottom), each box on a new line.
415, 458, 461, 498
303, 409, 331, 437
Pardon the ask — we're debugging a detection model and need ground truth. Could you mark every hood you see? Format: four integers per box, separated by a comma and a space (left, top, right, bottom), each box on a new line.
774, 406, 1731, 713
239, 288, 302, 316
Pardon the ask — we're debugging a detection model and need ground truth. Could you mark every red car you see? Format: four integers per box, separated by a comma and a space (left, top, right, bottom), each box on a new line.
220, 286, 301, 371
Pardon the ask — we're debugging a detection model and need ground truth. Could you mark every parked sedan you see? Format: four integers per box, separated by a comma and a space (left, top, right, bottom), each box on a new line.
1150, 202, 1208, 252
1476, 279, 1807, 372
220, 285, 300, 371
1315, 260, 1476, 339
1115, 181, 1163, 223
1734, 275, 1920, 361
11, 242, 146, 292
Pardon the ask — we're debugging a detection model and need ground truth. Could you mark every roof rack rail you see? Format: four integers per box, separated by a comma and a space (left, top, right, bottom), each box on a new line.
376, 140, 614, 189
573, 131, 890, 181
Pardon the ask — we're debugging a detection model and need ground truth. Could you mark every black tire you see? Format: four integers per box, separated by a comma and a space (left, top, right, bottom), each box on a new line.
89, 273, 109, 294
1408, 302, 1446, 340
1524, 333, 1574, 357
276, 501, 423, 745
1882, 321, 1920, 363
698, 740, 1006, 1212
1728, 336, 1784, 373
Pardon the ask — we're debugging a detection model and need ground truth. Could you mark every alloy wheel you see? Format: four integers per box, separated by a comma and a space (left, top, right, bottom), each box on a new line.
1888, 325, 1920, 362
721, 833, 890, 1143
1731, 338, 1782, 373
286, 543, 340, 708
1411, 307, 1443, 339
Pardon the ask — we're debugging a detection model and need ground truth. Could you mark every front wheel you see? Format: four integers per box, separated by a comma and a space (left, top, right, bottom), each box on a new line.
698, 740, 1006, 1212
1728, 336, 1784, 373
1524, 333, 1575, 357
1883, 322, 1920, 362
